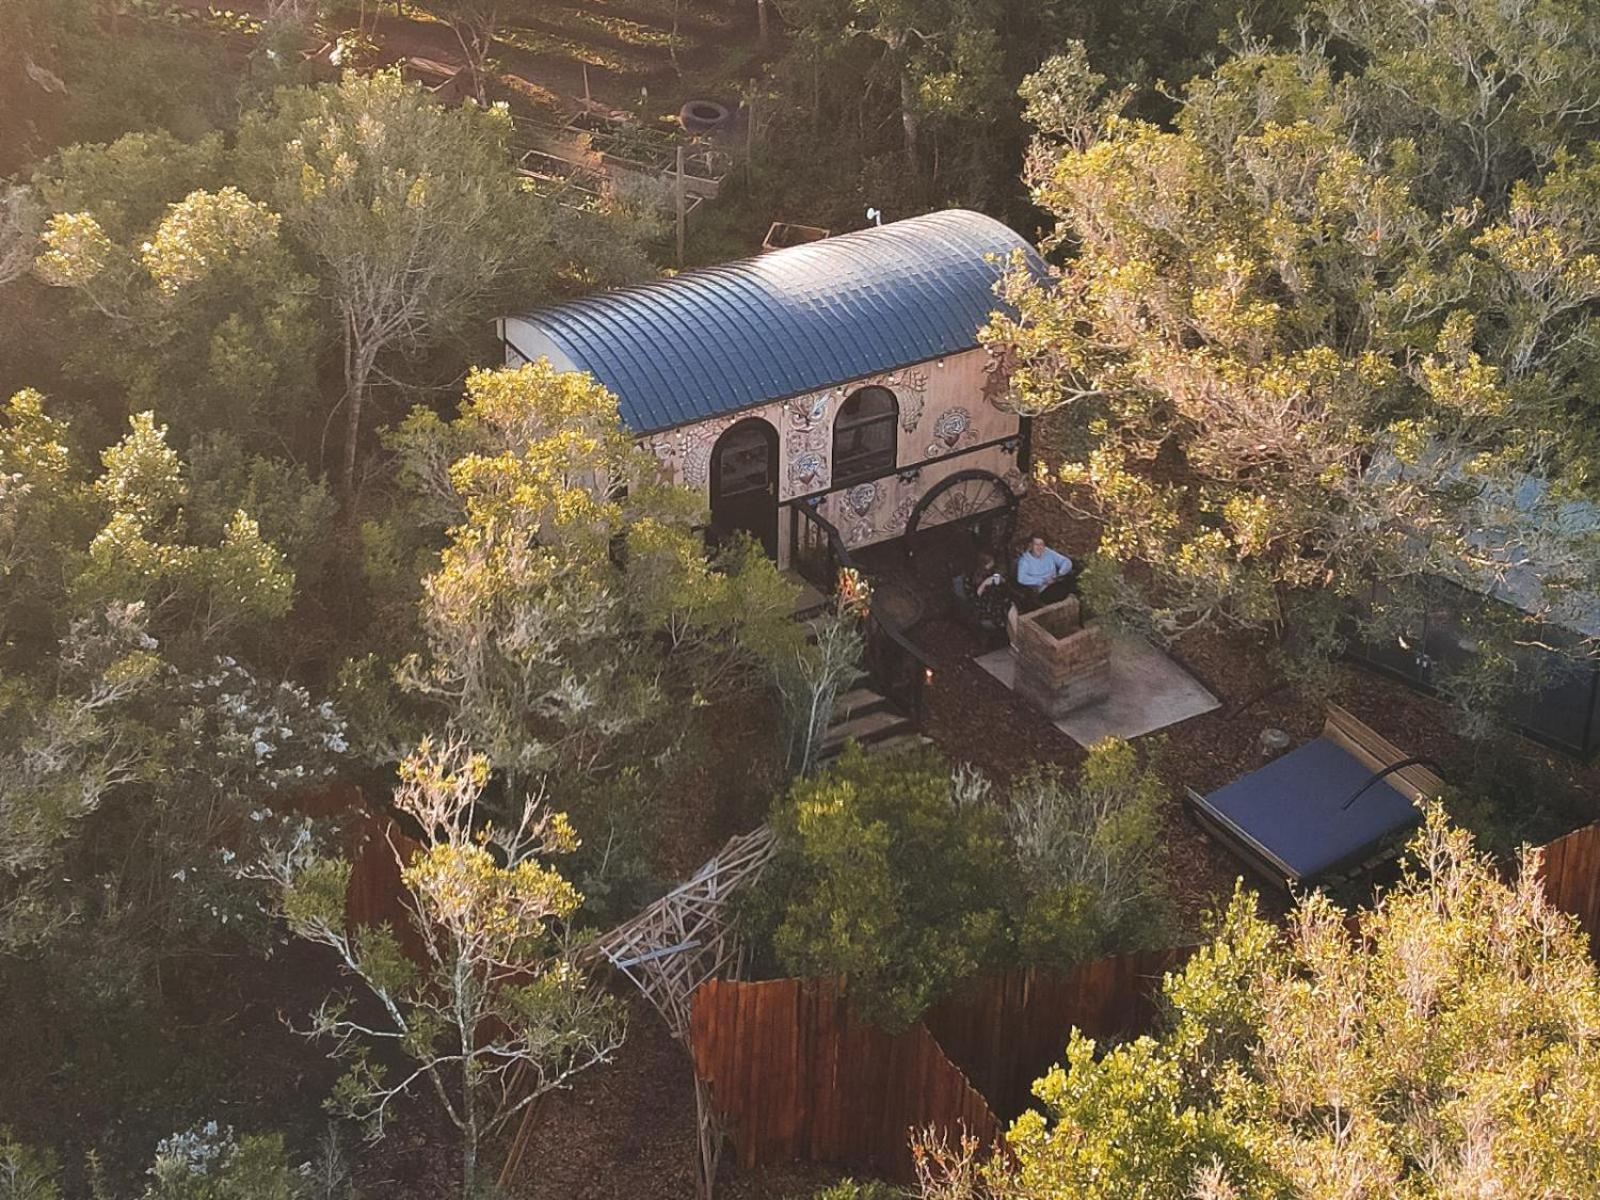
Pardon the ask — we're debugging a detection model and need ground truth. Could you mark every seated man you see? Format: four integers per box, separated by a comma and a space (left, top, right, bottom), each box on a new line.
1015, 533, 1074, 609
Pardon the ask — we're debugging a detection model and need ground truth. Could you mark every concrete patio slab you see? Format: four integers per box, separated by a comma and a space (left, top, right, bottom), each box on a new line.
976, 632, 1219, 747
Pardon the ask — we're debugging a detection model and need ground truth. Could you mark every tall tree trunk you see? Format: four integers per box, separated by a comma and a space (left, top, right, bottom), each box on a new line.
459, 988, 479, 1199
342, 325, 377, 503
461, 1128, 477, 1200
899, 64, 920, 168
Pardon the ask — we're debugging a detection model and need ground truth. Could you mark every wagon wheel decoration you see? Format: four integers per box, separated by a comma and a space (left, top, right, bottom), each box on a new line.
903, 469, 1019, 586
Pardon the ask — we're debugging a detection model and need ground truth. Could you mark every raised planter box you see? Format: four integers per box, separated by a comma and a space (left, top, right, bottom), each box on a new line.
1012, 596, 1111, 719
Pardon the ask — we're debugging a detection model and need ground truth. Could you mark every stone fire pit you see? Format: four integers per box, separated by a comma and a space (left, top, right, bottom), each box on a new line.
1011, 596, 1112, 719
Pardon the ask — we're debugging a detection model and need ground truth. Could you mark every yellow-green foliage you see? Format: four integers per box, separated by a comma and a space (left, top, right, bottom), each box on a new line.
140, 186, 281, 294
3, 394, 294, 641
757, 746, 1010, 1030
391, 361, 799, 785
990, 34, 1600, 686
1004, 738, 1172, 967
986, 808, 1600, 1199
75, 411, 293, 631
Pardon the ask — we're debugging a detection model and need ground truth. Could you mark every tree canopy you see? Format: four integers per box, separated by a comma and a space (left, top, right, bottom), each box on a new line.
989, 28, 1600, 716
930, 808, 1600, 1199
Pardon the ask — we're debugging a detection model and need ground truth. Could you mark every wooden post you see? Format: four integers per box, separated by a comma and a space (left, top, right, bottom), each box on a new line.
676, 144, 687, 266
582, 62, 591, 107
694, 1075, 724, 1200
745, 92, 756, 188
756, 0, 768, 45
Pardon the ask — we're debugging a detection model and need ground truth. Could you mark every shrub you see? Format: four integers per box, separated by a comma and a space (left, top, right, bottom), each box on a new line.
808, 1180, 902, 1200
1004, 738, 1173, 966
752, 746, 1010, 1030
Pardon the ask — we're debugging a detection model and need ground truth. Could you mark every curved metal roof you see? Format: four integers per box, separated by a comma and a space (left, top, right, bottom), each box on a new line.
504, 209, 1044, 433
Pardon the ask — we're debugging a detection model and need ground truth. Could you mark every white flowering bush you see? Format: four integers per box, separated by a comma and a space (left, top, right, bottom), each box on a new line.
1, 600, 351, 953
0, 1120, 354, 1200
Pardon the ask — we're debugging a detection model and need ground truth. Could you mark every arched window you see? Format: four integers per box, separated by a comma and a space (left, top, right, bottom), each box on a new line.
832, 386, 898, 485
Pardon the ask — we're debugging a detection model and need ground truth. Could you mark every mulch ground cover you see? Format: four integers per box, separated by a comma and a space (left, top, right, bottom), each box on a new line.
491, 475, 1600, 1200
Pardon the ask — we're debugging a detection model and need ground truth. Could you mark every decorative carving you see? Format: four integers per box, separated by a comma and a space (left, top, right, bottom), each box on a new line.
981, 354, 1015, 410
660, 416, 738, 489
641, 434, 677, 480
789, 450, 826, 492
934, 407, 970, 445
925, 406, 976, 457
846, 482, 878, 517
889, 489, 919, 534
682, 439, 713, 488
786, 391, 829, 431
818, 481, 882, 546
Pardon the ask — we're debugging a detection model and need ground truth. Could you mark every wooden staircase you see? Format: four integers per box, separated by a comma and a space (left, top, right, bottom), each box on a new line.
818, 677, 926, 764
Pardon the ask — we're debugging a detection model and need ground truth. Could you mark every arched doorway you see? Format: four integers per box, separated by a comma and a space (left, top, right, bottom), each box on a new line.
710, 418, 779, 558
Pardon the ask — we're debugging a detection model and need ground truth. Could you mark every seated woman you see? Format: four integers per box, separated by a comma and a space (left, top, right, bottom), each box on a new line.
966, 551, 1013, 635
1015, 533, 1075, 610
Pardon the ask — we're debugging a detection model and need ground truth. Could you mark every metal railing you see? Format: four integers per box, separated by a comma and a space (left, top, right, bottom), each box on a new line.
789, 502, 934, 724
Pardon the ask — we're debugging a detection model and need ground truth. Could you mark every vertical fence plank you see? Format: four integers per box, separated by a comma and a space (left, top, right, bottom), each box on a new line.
689, 976, 998, 1182
1539, 823, 1600, 949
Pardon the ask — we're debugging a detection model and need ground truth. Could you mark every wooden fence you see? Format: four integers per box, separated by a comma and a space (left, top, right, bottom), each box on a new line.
1538, 821, 1600, 950
683, 816, 1600, 1184
688, 977, 999, 1182
274, 785, 418, 936
923, 947, 1194, 1122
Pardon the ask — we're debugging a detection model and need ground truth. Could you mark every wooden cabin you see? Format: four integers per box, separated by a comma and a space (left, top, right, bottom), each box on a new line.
497, 209, 1042, 571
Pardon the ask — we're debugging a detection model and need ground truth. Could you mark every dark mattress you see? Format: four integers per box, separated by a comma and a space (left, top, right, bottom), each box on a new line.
1191, 736, 1421, 884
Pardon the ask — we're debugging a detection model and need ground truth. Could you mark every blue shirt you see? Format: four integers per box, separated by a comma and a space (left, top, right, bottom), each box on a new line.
1017, 546, 1072, 588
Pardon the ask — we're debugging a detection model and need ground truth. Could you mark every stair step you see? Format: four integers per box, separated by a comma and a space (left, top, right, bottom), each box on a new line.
783, 570, 830, 620
832, 687, 891, 723
862, 733, 932, 757
819, 708, 915, 758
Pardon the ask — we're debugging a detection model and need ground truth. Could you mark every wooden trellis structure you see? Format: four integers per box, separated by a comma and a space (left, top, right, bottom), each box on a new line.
502, 822, 778, 1198
592, 822, 777, 1199
588, 822, 776, 1037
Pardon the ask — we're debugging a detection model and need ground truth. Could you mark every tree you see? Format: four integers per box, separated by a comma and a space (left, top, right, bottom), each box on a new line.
235, 71, 549, 499
919, 807, 1600, 1198
767, 567, 868, 778
385, 360, 800, 796
988, 34, 1600, 711
774, 0, 1005, 167
373, 361, 799, 921
434, 0, 499, 103
260, 739, 625, 1200
1004, 738, 1172, 967
0, 387, 343, 1017
751, 745, 1011, 1029
1321, 0, 1600, 208
33, 132, 323, 451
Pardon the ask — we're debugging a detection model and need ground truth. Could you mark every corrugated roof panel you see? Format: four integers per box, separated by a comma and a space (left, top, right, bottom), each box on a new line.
505, 209, 1044, 433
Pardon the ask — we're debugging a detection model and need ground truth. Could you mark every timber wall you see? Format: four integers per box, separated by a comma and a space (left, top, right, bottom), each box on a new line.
923, 947, 1194, 1122
1538, 821, 1600, 948
688, 977, 999, 1182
